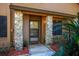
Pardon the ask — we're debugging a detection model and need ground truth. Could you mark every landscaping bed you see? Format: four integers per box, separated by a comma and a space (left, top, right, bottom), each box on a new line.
0, 47, 29, 56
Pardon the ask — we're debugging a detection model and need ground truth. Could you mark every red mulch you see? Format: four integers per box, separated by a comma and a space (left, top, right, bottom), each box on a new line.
50, 43, 60, 51
8, 47, 29, 56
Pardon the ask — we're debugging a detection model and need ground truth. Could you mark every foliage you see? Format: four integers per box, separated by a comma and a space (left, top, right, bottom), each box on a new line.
0, 47, 9, 56
63, 18, 79, 45
63, 18, 79, 55
23, 40, 27, 47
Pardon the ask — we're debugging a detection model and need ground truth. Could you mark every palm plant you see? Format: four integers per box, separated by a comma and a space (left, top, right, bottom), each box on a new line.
64, 18, 79, 45
63, 18, 79, 55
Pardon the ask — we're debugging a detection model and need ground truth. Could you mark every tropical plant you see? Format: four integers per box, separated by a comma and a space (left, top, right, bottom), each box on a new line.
63, 18, 79, 55
63, 18, 79, 45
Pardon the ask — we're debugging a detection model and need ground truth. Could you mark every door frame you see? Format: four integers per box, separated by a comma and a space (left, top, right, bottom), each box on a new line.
29, 16, 41, 45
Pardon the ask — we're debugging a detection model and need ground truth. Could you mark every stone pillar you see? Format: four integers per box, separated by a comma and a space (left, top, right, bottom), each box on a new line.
14, 11, 23, 51
45, 16, 53, 45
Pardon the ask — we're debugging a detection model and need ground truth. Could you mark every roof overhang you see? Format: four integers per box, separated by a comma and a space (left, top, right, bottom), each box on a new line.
9, 4, 76, 18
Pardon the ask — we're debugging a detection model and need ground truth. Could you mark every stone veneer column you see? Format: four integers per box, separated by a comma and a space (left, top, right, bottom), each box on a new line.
14, 11, 23, 51
45, 16, 53, 45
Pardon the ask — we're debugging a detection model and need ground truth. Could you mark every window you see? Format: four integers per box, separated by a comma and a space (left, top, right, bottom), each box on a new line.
53, 20, 62, 35
0, 16, 7, 37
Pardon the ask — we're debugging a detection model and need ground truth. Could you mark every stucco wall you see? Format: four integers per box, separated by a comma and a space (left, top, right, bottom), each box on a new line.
12, 3, 78, 15
78, 5, 79, 12
0, 3, 10, 47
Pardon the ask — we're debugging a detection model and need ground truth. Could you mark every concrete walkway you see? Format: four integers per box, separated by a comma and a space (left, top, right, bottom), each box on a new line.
29, 44, 55, 56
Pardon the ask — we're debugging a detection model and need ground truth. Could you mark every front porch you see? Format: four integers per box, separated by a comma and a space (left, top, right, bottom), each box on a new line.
0, 5, 77, 56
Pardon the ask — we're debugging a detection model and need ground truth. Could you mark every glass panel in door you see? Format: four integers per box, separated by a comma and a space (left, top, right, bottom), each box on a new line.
30, 21, 39, 44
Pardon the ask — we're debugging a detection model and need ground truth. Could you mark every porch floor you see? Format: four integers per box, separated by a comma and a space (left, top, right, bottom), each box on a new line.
29, 44, 55, 56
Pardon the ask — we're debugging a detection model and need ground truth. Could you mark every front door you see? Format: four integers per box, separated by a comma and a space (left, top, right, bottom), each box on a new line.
29, 15, 41, 44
